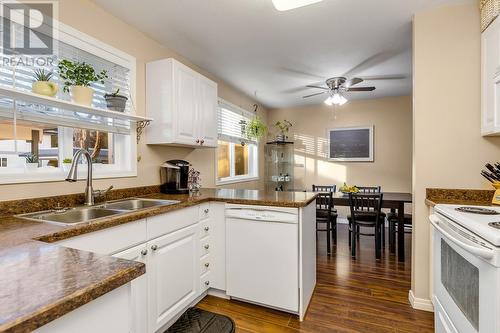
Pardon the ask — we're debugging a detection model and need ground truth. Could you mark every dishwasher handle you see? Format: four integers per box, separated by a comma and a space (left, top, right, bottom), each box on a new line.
225, 208, 298, 223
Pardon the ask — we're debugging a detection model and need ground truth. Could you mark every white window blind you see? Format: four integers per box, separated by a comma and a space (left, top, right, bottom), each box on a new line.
0, 19, 133, 134
217, 99, 256, 145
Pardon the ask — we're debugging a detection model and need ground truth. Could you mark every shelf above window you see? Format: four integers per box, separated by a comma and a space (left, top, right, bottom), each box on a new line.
0, 86, 152, 137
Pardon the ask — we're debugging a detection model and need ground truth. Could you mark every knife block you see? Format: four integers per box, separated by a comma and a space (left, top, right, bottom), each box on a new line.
492, 183, 500, 205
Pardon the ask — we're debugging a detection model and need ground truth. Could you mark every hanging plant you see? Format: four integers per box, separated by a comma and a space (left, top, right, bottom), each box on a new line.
246, 116, 267, 141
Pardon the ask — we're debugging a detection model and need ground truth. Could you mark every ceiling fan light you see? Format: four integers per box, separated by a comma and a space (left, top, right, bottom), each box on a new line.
338, 95, 348, 105
272, 0, 323, 11
324, 95, 334, 106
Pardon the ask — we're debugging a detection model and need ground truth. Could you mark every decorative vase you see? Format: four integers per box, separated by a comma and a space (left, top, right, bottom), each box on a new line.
189, 183, 201, 193
70, 85, 94, 106
62, 162, 72, 172
32, 81, 58, 97
276, 134, 286, 142
104, 95, 128, 112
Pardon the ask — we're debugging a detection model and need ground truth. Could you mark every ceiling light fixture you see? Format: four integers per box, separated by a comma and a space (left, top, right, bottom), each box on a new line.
272, 0, 323, 11
324, 90, 347, 106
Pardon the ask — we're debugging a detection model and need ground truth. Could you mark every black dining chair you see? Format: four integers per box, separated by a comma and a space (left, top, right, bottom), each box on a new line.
387, 210, 412, 253
357, 186, 381, 193
348, 192, 384, 260
348, 186, 386, 247
312, 185, 338, 245
315, 191, 335, 254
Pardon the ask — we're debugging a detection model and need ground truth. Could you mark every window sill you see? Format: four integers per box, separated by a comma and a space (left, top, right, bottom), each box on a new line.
216, 176, 260, 186
0, 168, 137, 185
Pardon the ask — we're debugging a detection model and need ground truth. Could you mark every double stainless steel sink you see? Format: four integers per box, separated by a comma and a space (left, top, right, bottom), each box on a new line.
18, 198, 180, 226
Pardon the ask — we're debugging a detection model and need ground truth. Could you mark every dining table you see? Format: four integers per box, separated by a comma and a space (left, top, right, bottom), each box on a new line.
331, 191, 412, 262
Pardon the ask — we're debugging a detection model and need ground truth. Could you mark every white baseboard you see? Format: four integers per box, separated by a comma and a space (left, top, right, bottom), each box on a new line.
207, 288, 230, 299
409, 290, 434, 312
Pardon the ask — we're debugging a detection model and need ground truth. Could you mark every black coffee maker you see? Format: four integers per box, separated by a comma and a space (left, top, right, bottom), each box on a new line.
160, 160, 190, 194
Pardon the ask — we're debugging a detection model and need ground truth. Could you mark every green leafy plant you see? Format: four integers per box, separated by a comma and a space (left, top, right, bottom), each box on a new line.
246, 117, 267, 141
25, 153, 39, 164
58, 60, 108, 93
274, 120, 293, 135
33, 69, 53, 82
63, 158, 72, 164
104, 88, 126, 98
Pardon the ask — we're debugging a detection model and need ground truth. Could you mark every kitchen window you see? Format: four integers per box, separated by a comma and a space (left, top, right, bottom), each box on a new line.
216, 99, 258, 184
0, 18, 137, 184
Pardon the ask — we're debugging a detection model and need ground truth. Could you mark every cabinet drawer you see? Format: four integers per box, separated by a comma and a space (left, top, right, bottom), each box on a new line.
56, 219, 147, 255
147, 206, 198, 240
200, 272, 211, 292
199, 203, 210, 220
200, 237, 211, 257
199, 219, 211, 239
200, 255, 211, 275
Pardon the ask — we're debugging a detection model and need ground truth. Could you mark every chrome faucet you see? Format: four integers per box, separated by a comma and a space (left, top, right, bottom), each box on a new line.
65, 148, 113, 206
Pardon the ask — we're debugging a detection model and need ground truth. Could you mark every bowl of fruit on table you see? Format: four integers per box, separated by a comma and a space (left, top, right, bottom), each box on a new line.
339, 183, 359, 196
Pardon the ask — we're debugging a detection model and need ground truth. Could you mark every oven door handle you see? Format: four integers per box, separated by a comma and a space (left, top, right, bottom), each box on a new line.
429, 214, 494, 260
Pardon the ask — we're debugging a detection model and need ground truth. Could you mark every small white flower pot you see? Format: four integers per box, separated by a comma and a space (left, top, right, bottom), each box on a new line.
70, 85, 94, 106
25, 163, 39, 170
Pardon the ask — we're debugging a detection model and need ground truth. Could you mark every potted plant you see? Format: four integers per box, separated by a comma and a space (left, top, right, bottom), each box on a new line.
104, 89, 128, 112
58, 59, 108, 106
32, 69, 58, 97
246, 116, 267, 141
274, 120, 293, 142
25, 154, 39, 170
62, 158, 72, 171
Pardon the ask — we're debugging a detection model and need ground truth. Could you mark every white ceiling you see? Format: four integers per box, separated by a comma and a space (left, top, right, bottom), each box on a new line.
93, 0, 471, 108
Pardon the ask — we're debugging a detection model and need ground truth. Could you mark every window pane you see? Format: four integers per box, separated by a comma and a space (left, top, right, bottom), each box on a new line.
234, 143, 249, 176
0, 120, 59, 168
217, 140, 230, 179
73, 129, 114, 164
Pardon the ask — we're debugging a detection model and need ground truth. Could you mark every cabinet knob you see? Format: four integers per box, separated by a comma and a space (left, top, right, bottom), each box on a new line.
204, 226, 210, 232
204, 262, 210, 268
196, 139, 200, 144
204, 244, 210, 250
200, 139, 205, 145
151, 245, 158, 251
204, 281, 210, 286
141, 249, 148, 256
204, 209, 209, 214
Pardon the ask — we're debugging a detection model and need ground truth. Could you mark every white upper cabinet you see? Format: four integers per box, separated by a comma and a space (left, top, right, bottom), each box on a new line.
482, 18, 500, 136
146, 58, 218, 147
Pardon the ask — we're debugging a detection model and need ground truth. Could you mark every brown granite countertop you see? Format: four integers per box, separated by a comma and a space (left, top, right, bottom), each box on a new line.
425, 188, 495, 207
0, 187, 317, 332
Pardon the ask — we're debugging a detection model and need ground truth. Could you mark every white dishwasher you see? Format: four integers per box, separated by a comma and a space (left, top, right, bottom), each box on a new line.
225, 204, 299, 312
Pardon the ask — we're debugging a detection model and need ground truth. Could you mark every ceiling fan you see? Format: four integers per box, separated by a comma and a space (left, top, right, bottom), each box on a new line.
303, 77, 376, 106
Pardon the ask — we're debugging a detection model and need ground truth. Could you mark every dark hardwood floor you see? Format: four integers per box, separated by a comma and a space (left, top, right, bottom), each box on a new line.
196, 224, 434, 332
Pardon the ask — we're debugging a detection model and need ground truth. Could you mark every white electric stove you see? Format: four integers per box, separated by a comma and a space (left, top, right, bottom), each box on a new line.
430, 205, 500, 333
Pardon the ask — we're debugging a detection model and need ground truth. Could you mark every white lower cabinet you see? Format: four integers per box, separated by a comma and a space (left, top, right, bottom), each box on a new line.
148, 224, 199, 332
113, 244, 149, 333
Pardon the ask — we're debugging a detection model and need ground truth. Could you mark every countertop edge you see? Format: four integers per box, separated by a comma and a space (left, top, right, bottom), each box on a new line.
1, 262, 145, 333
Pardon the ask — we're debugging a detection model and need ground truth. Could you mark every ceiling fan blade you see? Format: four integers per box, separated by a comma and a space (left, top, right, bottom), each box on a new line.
303, 91, 328, 98
360, 75, 407, 81
281, 86, 311, 94
343, 50, 401, 78
306, 85, 329, 90
345, 77, 363, 87
347, 87, 376, 92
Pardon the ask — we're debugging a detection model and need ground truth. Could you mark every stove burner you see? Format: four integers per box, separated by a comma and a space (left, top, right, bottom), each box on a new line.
455, 207, 500, 215
489, 222, 500, 229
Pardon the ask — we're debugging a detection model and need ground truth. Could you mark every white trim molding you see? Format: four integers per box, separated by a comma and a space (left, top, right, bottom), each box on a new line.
408, 290, 434, 312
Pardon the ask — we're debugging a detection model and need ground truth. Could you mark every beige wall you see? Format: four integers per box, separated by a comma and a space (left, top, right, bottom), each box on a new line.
0, 0, 267, 201
412, 3, 500, 304
268, 96, 412, 197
